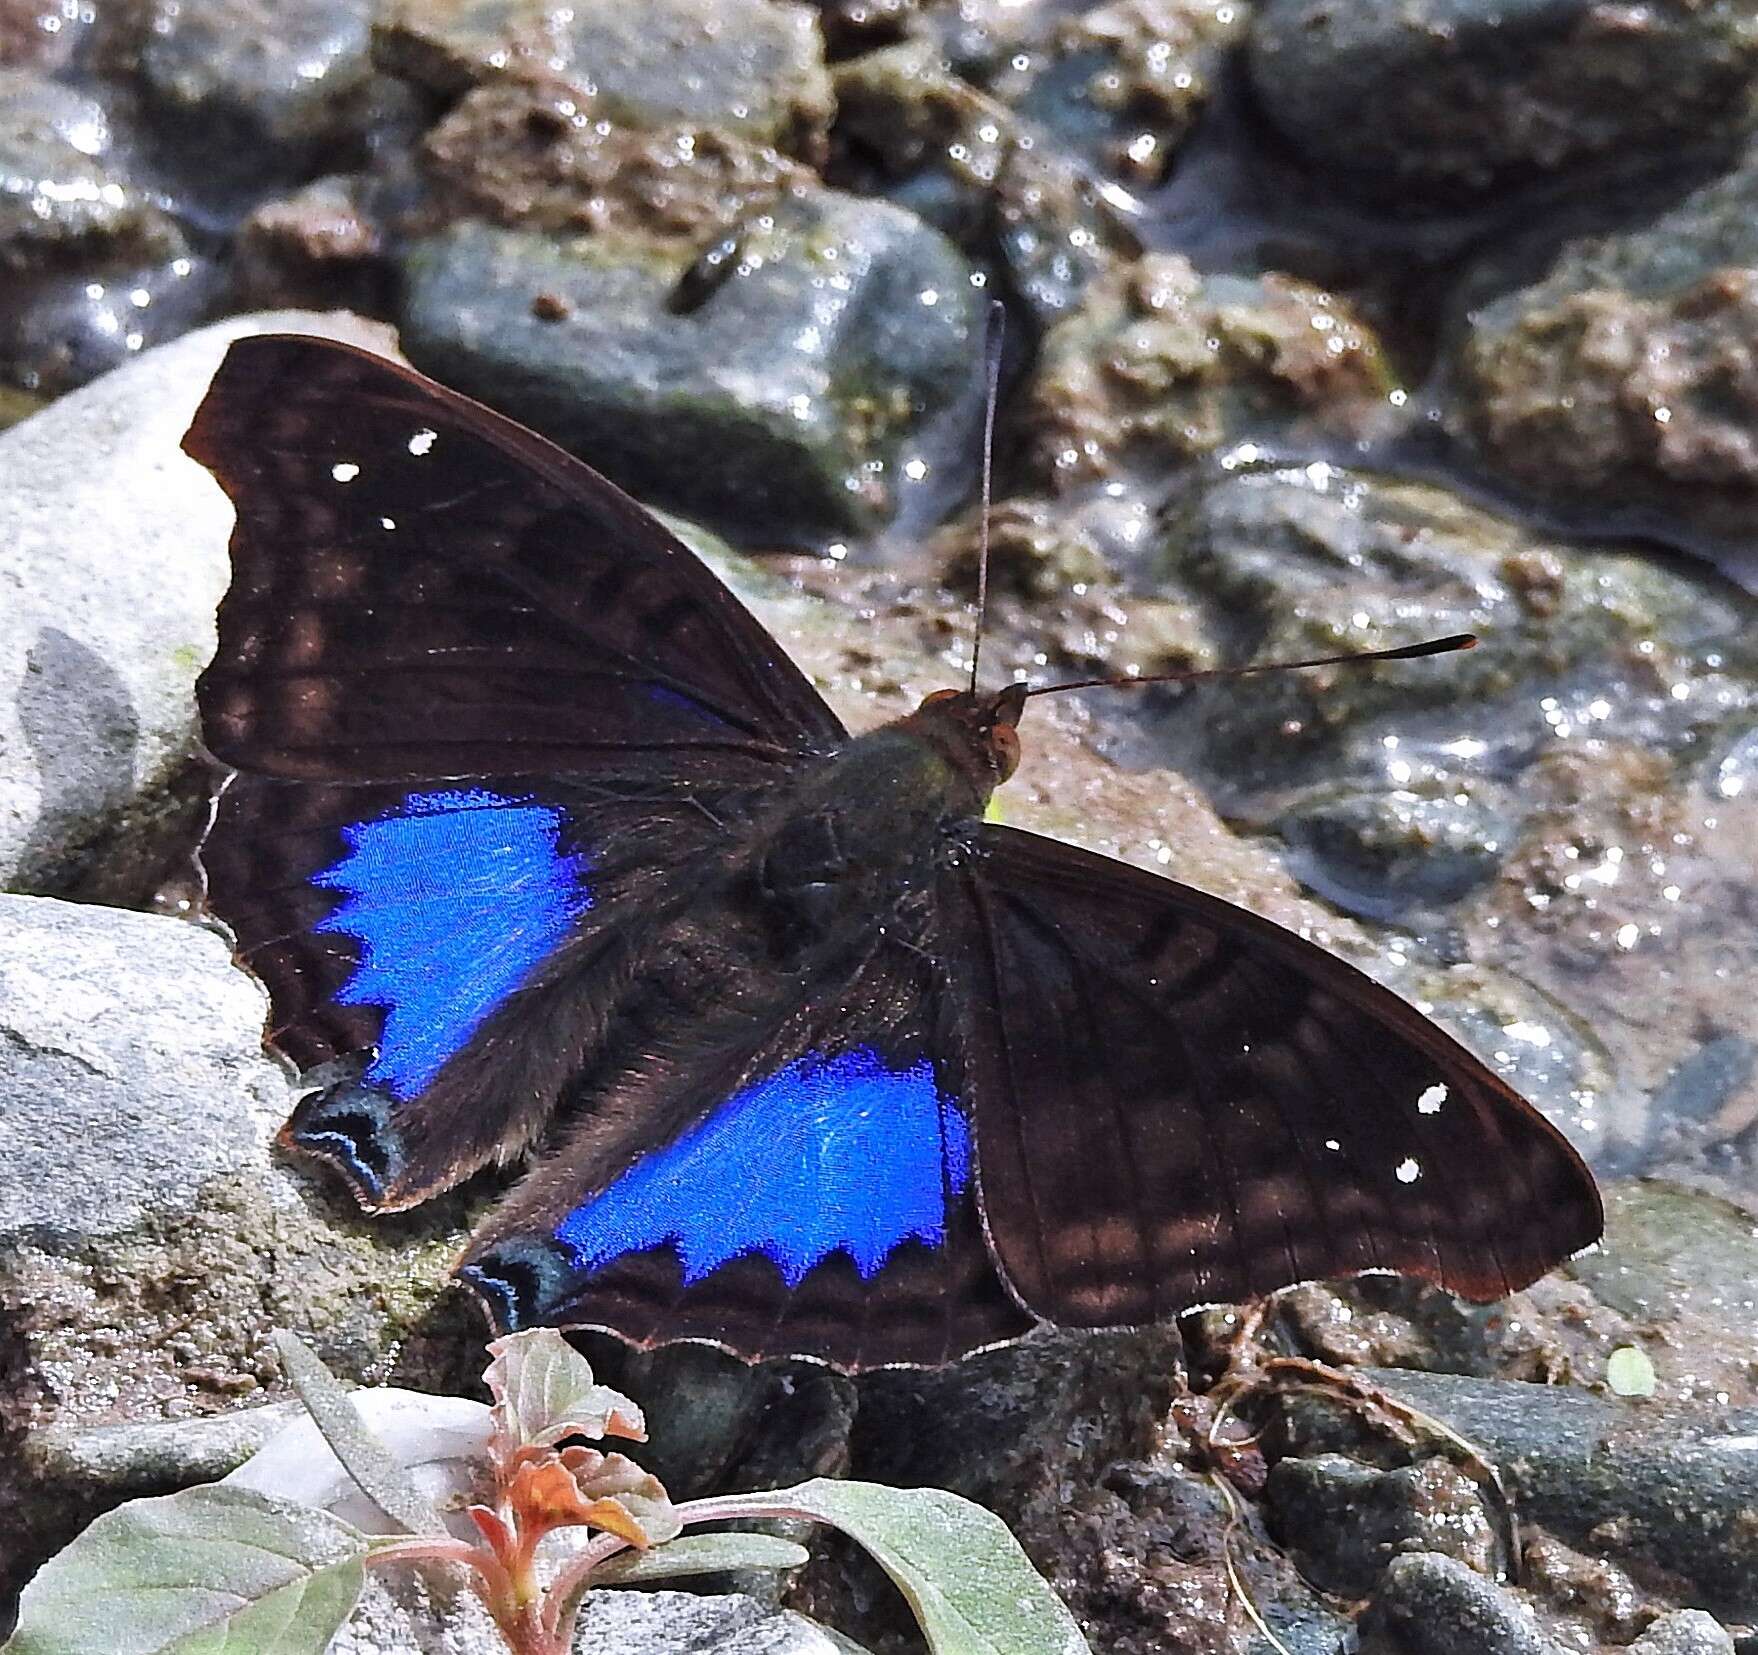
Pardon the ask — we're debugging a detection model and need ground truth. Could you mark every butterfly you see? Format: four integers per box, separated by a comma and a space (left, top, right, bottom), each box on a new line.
186, 333, 1603, 1372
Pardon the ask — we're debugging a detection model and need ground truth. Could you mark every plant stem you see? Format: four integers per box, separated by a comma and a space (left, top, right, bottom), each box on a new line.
543, 1530, 635, 1649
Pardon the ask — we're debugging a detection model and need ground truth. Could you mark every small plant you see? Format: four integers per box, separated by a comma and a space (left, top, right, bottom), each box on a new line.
5, 1329, 1091, 1655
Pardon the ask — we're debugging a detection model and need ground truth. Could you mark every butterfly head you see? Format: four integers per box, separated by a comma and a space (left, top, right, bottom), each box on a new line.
911, 681, 1027, 791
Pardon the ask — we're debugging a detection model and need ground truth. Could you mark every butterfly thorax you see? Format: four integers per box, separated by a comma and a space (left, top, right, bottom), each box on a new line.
752, 685, 1023, 883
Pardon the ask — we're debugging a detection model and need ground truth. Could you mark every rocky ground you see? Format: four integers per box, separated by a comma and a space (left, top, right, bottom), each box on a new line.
1, 0, 1757, 1651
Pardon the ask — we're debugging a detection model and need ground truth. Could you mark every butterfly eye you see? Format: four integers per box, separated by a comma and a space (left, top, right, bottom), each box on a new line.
990, 721, 1020, 782
919, 688, 962, 709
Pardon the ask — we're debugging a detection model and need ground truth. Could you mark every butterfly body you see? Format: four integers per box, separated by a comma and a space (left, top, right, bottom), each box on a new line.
187, 334, 1602, 1372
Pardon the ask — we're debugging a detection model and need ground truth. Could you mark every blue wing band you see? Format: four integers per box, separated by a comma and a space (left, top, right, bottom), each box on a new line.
312, 789, 593, 1099
553, 1045, 973, 1288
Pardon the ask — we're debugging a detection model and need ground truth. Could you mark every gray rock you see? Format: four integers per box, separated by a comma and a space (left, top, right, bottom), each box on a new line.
1358, 1551, 1558, 1655
397, 194, 984, 545
1249, 0, 1758, 202
1457, 144, 1758, 577
1264, 1454, 1503, 1598
0, 894, 288, 1245
335, 1581, 867, 1655
1629, 1611, 1737, 1655
375, 0, 833, 159
1281, 1368, 1758, 1619
135, 0, 380, 160
0, 894, 470, 1606
0, 309, 399, 899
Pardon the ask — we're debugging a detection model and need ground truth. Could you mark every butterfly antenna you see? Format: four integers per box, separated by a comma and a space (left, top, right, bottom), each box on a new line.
968, 299, 1006, 695
1024, 633, 1478, 700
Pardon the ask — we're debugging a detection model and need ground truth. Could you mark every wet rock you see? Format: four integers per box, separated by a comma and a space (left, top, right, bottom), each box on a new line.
417, 77, 811, 240
1630, 1612, 1738, 1655
1, 242, 219, 400
1565, 1182, 1758, 1386
830, 38, 1147, 324
1159, 467, 1741, 805
1275, 784, 1515, 924
1249, 0, 1758, 204
1520, 1535, 1656, 1645
132, 0, 380, 165
1022, 255, 1395, 489
397, 194, 984, 545
1280, 1367, 1758, 1619
0, 70, 154, 265
920, 0, 1246, 181
0, 0, 98, 71
930, 488, 1215, 683
230, 174, 391, 312
0, 70, 221, 398
0, 309, 398, 899
1457, 145, 1758, 574
1265, 1454, 1503, 1597
375, 0, 834, 161
1358, 1551, 1558, 1655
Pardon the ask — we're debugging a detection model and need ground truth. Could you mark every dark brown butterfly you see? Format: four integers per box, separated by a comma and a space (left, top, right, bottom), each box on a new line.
186, 333, 1602, 1372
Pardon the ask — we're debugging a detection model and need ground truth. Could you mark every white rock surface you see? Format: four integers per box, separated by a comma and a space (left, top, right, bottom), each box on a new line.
0, 309, 398, 895
0, 890, 292, 1244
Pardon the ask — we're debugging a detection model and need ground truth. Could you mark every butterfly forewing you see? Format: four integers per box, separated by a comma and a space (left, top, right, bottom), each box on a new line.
190, 336, 846, 1209
955, 824, 1602, 1326
187, 335, 846, 785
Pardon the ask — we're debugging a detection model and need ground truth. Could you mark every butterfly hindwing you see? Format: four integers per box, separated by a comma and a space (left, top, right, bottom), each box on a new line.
457, 938, 1032, 1370
954, 824, 1603, 1327
207, 771, 767, 1208
189, 336, 845, 1208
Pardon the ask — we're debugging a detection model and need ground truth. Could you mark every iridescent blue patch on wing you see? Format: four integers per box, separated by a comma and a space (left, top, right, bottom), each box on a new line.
553, 1046, 971, 1287
313, 790, 592, 1100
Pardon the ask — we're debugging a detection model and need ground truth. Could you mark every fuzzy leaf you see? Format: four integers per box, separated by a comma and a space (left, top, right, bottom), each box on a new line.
592, 1533, 810, 1586
4, 1484, 368, 1655
272, 1330, 445, 1537
485, 1329, 645, 1456
705, 1479, 1091, 1655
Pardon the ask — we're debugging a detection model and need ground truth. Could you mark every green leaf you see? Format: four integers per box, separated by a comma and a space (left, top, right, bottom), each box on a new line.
593, 1533, 810, 1586
1607, 1344, 1657, 1397
4, 1484, 368, 1655
271, 1330, 444, 1536
704, 1480, 1091, 1655
485, 1328, 646, 1452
